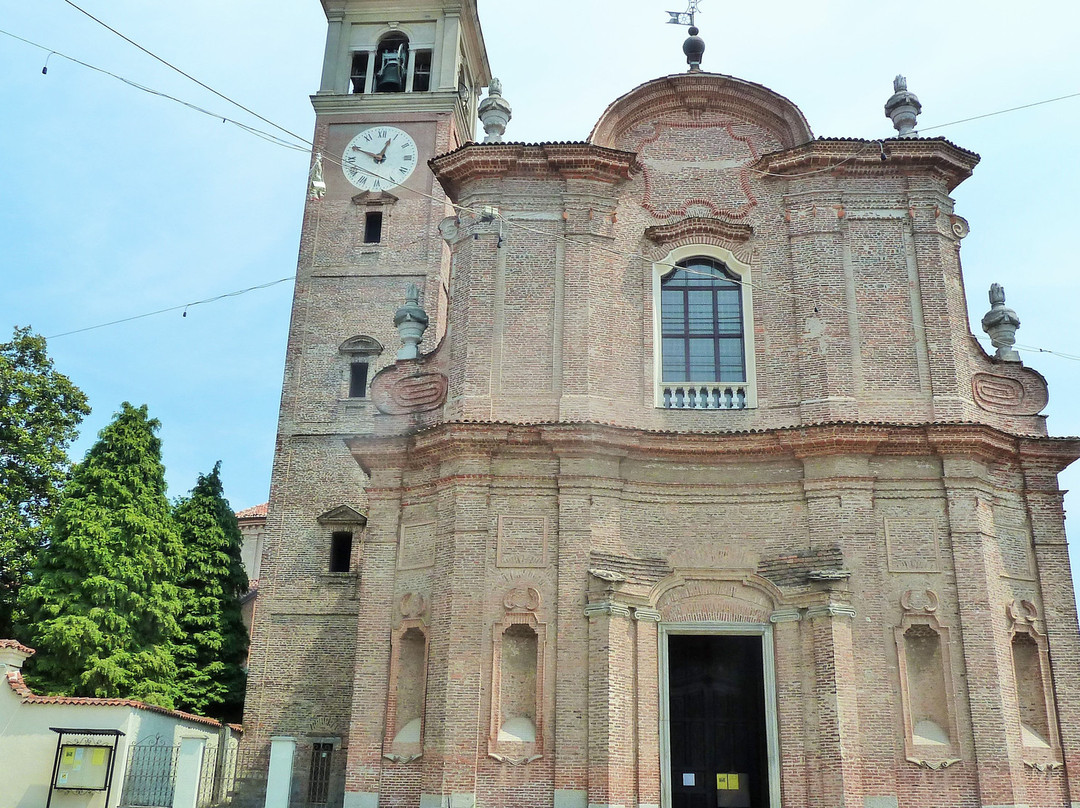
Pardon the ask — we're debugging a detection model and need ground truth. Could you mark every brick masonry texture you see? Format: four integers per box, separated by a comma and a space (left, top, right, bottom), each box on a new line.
239, 27, 1080, 808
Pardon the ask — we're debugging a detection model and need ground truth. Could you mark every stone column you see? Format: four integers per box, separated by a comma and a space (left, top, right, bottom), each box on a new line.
265, 736, 297, 808
634, 608, 662, 808
172, 737, 207, 808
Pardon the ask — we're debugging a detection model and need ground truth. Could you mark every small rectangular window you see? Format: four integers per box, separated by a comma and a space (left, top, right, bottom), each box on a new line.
364, 211, 383, 244
350, 53, 369, 94
308, 742, 333, 804
330, 532, 353, 573
412, 50, 432, 92
349, 362, 369, 398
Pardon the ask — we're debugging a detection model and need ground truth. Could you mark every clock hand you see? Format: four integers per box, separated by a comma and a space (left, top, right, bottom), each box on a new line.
351, 146, 383, 160
376, 139, 391, 160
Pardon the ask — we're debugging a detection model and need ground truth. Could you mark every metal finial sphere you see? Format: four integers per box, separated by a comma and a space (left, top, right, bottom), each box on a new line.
683, 27, 705, 71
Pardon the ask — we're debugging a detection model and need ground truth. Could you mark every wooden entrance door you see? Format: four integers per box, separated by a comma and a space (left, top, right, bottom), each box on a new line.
668, 634, 768, 808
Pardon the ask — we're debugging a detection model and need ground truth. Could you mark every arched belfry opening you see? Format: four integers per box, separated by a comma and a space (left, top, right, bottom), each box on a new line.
375, 33, 409, 93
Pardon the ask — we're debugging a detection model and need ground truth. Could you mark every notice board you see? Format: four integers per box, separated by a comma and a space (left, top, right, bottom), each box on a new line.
54, 744, 113, 790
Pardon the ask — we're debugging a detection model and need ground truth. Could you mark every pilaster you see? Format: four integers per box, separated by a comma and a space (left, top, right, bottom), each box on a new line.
805, 602, 862, 808
1021, 450, 1080, 803
940, 454, 1025, 804
585, 596, 635, 808
345, 467, 403, 801
634, 609, 662, 808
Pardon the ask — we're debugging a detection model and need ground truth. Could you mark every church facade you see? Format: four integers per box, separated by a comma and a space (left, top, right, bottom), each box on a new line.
240, 3, 1080, 808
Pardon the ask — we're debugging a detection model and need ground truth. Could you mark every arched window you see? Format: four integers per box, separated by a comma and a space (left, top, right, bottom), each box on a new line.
654, 248, 756, 410
661, 258, 745, 383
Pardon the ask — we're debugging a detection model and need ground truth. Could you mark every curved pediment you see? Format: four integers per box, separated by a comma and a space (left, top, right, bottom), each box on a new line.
589, 72, 813, 151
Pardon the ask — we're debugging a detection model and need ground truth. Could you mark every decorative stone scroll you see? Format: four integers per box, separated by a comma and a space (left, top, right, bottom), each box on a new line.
971, 371, 1047, 416
371, 371, 448, 415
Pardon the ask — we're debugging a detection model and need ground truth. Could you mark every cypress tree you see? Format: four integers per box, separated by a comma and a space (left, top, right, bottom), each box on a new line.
22, 403, 183, 708
173, 462, 249, 721
0, 327, 90, 638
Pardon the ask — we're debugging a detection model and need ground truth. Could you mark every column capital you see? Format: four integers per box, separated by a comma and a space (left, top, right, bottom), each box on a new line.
632, 607, 662, 622
805, 603, 856, 620
769, 608, 803, 623
584, 601, 631, 619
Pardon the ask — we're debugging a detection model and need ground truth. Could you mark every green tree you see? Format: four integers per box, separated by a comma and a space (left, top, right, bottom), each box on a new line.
173, 462, 249, 721
0, 327, 90, 638
22, 402, 183, 708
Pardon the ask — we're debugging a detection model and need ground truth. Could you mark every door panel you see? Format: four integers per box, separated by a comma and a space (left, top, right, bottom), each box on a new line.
668, 634, 768, 808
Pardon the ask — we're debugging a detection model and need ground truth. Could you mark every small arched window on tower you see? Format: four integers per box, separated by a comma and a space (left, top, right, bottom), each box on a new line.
339, 335, 384, 400
655, 252, 755, 409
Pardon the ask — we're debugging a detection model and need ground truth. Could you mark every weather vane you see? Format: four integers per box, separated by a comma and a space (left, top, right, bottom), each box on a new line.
666, 0, 701, 27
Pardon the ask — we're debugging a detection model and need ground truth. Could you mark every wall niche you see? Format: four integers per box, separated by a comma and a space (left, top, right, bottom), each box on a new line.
489, 585, 546, 765
384, 593, 429, 763
895, 589, 960, 768
1008, 599, 1061, 764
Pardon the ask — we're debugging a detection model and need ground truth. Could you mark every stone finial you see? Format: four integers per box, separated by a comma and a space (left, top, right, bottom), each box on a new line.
683, 26, 705, 72
393, 283, 429, 360
478, 78, 512, 143
884, 74, 922, 137
981, 283, 1021, 362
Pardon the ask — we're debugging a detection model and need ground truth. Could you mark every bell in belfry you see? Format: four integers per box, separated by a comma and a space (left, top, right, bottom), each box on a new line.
375, 43, 407, 92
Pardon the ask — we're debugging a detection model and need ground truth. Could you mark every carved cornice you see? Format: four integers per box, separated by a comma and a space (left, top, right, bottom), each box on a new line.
430, 143, 641, 198
346, 420, 1080, 473
755, 138, 980, 192
643, 216, 753, 248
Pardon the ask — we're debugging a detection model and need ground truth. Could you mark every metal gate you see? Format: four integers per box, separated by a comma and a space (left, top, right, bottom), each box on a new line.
119, 736, 237, 808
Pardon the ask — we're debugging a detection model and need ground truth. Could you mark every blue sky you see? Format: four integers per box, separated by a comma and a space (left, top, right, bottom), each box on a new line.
2, 0, 1078, 564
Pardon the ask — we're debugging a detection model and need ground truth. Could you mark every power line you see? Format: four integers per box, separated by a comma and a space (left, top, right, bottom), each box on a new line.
59, 0, 310, 147
915, 91, 1080, 136
46, 276, 295, 339
0, 28, 309, 151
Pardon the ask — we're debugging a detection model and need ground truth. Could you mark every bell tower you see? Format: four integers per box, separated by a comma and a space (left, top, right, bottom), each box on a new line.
241, 4, 489, 808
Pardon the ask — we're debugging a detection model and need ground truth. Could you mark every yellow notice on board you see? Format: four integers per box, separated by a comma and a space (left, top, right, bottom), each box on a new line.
92, 748, 106, 766
62, 748, 75, 764
716, 773, 739, 790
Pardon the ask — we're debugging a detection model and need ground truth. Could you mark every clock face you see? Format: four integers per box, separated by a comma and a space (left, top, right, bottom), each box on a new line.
342, 126, 419, 191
